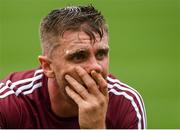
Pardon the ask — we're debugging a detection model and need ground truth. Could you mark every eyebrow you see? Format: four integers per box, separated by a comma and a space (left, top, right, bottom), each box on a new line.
96, 46, 109, 52
65, 48, 89, 56
64, 45, 109, 56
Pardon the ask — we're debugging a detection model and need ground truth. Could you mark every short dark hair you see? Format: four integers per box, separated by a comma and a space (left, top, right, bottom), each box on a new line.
40, 5, 108, 56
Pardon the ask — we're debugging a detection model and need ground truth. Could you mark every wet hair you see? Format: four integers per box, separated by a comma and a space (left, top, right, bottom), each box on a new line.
39, 5, 108, 56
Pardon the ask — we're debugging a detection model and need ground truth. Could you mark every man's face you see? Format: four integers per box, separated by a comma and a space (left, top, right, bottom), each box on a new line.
49, 31, 109, 97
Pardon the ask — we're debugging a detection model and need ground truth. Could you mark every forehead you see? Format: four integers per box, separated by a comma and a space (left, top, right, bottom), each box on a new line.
58, 31, 109, 49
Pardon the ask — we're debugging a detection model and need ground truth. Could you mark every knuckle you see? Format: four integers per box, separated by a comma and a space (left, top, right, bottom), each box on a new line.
78, 70, 86, 78
90, 103, 99, 111
84, 102, 98, 111
78, 89, 87, 96
98, 99, 106, 107
92, 99, 105, 109
80, 98, 107, 113
97, 95, 108, 106
88, 81, 97, 88
101, 81, 107, 88
82, 104, 93, 112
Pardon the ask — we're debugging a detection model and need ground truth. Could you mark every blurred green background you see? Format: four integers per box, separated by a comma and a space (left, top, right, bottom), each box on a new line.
0, 0, 179, 128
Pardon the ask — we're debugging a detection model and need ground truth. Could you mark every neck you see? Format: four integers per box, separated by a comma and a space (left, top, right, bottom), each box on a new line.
47, 78, 78, 118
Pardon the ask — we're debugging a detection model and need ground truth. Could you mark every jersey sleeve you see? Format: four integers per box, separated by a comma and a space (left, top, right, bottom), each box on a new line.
107, 90, 147, 129
0, 69, 43, 128
120, 95, 146, 129
107, 75, 147, 129
0, 73, 23, 128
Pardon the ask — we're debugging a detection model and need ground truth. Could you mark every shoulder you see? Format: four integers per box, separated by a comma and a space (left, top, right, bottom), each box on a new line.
0, 68, 44, 128
107, 74, 144, 103
0, 68, 43, 83
0, 68, 44, 98
107, 74, 147, 129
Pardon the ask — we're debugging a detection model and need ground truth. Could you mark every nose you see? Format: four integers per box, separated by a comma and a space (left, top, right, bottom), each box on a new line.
84, 57, 103, 74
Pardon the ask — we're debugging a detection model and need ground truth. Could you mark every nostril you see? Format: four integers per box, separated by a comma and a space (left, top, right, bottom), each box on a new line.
83, 58, 103, 74
88, 65, 102, 74
94, 69, 101, 74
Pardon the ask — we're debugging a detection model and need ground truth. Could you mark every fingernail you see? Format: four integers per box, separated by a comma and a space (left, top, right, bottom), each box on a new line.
65, 86, 69, 90
65, 74, 70, 79
91, 70, 96, 74
91, 70, 97, 77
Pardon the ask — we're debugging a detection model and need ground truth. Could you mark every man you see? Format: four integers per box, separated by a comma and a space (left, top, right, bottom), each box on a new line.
0, 5, 147, 129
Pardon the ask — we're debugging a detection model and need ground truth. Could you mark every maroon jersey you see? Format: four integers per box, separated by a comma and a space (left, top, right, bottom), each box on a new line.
0, 68, 147, 129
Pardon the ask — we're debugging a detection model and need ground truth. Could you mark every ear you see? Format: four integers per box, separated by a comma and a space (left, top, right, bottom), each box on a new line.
38, 55, 55, 78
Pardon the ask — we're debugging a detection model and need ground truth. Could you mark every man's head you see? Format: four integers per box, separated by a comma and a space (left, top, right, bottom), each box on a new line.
38, 5, 109, 99
40, 5, 108, 57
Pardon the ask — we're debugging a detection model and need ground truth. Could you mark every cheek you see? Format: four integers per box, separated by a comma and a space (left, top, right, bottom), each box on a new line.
102, 64, 109, 77
100, 59, 109, 78
52, 62, 74, 85
54, 63, 83, 85
103, 57, 109, 68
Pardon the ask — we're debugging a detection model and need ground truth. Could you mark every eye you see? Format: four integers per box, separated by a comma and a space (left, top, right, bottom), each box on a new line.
96, 49, 109, 60
70, 50, 88, 63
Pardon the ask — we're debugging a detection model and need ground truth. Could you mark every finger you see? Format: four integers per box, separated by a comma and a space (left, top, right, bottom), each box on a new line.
91, 70, 108, 97
75, 66, 99, 95
65, 86, 84, 105
65, 74, 88, 99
